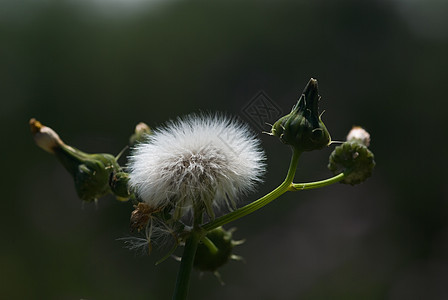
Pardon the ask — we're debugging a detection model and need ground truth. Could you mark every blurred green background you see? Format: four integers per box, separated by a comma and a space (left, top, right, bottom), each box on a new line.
2, 0, 448, 299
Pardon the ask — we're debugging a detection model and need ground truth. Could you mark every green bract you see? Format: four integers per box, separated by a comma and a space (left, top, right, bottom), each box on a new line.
328, 141, 375, 185
271, 78, 331, 152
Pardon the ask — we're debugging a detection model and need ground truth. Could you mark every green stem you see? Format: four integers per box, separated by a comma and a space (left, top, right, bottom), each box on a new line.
172, 203, 204, 300
172, 230, 200, 300
288, 172, 346, 191
202, 149, 302, 232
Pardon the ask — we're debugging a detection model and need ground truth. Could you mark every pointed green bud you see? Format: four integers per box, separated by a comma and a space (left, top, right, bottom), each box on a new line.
129, 122, 151, 146
271, 78, 331, 152
194, 227, 241, 272
30, 119, 121, 202
328, 127, 375, 185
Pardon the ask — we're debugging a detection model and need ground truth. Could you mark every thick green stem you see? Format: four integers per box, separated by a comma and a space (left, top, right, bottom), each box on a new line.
288, 172, 346, 191
172, 231, 200, 300
172, 203, 204, 300
202, 149, 302, 232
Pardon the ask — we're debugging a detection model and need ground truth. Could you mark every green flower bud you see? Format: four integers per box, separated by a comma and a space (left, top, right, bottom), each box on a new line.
109, 171, 132, 200
129, 122, 151, 146
271, 78, 331, 152
56, 147, 121, 202
328, 140, 375, 185
30, 119, 121, 202
194, 227, 243, 273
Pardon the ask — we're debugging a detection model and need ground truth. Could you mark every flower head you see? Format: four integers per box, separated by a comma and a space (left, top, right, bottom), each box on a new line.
127, 114, 265, 219
328, 127, 375, 185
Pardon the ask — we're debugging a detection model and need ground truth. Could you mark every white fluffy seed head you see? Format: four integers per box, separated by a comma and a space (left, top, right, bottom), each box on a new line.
127, 114, 266, 216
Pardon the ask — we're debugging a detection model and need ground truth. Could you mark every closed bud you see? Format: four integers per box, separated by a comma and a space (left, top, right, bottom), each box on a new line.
129, 122, 151, 146
194, 227, 243, 273
271, 78, 331, 152
109, 171, 132, 200
328, 128, 375, 185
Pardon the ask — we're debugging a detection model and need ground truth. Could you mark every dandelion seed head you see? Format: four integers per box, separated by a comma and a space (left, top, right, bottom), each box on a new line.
127, 114, 265, 216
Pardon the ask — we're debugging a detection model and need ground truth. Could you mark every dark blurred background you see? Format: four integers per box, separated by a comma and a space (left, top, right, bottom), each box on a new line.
2, 0, 448, 299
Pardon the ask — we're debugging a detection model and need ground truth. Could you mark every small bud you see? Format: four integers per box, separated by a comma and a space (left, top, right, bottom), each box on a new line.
271, 78, 331, 152
109, 171, 132, 200
129, 122, 151, 146
328, 128, 375, 185
29, 118, 64, 154
194, 227, 242, 273
346, 126, 370, 147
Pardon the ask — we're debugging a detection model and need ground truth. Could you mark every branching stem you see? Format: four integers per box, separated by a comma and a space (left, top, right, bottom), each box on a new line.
288, 172, 346, 191
202, 148, 302, 232
172, 149, 346, 299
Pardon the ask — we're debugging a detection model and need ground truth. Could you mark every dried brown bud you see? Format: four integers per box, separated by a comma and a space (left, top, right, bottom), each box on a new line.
130, 202, 153, 232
